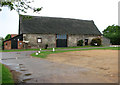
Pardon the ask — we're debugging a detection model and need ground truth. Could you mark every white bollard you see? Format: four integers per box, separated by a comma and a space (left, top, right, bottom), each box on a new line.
38, 51, 41, 53
53, 48, 55, 52
94, 43, 97, 46
40, 48, 41, 51
36, 52, 38, 55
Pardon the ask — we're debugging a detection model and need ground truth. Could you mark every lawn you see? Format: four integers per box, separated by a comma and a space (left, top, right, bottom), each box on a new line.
0, 46, 104, 52
0, 63, 14, 84
31, 47, 120, 58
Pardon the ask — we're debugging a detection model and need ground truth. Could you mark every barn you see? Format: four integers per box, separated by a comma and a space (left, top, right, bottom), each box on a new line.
3, 15, 103, 50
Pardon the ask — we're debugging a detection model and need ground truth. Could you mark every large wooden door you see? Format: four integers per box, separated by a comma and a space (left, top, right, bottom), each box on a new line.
85, 39, 88, 45
11, 38, 18, 49
56, 34, 67, 47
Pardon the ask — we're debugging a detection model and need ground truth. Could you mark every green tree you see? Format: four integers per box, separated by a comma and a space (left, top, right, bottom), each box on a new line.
103, 25, 120, 45
5, 34, 11, 40
0, 0, 42, 13
0, 37, 4, 49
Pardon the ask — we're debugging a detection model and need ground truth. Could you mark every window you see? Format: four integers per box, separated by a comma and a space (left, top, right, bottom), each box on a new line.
19, 43, 22, 45
5, 43, 7, 45
57, 34, 67, 39
37, 38, 42, 43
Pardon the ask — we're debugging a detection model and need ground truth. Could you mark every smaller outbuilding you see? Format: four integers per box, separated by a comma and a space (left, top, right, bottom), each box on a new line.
3, 34, 23, 50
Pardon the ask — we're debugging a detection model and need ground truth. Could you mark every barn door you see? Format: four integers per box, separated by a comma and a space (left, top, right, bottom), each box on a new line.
11, 38, 18, 49
85, 39, 88, 45
56, 34, 67, 47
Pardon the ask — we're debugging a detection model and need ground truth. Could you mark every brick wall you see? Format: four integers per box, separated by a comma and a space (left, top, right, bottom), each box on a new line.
18, 41, 23, 49
11, 34, 17, 38
4, 40, 11, 50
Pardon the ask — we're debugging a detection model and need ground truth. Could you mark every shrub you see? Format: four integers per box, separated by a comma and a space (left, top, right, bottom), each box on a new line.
45, 44, 48, 49
90, 38, 101, 46
77, 40, 83, 46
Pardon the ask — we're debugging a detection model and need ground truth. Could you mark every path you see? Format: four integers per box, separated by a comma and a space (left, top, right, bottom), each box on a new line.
0, 50, 114, 83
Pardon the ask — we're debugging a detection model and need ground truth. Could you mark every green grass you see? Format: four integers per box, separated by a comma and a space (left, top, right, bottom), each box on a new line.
1, 46, 119, 52
55, 45, 104, 49
0, 46, 104, 52
31, 47, 120, 58
31, 50, 70, 58
0, 63, 14, 84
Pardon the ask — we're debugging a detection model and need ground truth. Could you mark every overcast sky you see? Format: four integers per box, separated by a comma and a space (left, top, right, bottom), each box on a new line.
0, 0, 119, 38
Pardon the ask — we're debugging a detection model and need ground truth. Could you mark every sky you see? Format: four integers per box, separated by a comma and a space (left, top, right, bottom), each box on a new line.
0, 0, 119, 38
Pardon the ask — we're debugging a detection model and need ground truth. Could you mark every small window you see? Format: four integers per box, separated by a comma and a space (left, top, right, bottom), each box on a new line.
37, 38, 42, 43
19, 43, 22, 45
57, 34, 67, 39
5, 43, 7, 45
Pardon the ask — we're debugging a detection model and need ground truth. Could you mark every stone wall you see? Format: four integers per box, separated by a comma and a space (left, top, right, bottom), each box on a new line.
23, 34, 56, 48
68, 34, 99, 47
101, 36, 111, 46
23, 34, 100, 48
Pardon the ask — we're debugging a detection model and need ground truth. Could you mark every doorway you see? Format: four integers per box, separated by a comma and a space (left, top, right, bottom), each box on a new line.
85, 39, 88, 45
11, 38, 18, 49
56, 34, 67, 47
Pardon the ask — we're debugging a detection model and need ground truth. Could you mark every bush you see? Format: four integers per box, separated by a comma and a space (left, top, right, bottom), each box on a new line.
45, 44, 48, 49
90, 38, 101, 46
77, 40, 83, 46
5, 34, 11, 40
110, 38, 120, 45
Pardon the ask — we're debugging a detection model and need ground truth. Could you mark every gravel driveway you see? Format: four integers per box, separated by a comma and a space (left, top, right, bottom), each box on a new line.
0, 51, 114, 83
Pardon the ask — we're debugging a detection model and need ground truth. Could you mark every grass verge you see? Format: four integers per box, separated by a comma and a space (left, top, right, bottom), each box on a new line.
31, 47, 120, 58
0, 63, 14, 84
0, 46, 104, 52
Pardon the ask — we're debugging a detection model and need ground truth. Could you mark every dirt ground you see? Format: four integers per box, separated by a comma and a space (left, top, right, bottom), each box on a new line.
46, 50, 118, 82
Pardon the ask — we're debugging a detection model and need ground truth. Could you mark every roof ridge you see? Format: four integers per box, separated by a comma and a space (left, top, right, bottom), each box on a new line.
19, 14, 93, 22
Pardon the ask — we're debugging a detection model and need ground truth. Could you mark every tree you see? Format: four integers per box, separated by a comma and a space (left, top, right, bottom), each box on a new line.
0, 0, 42, 14
5, 34, 11, 40
103, 25, 120, 45
0, 37, 4, 49
0, 37, 4, 48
